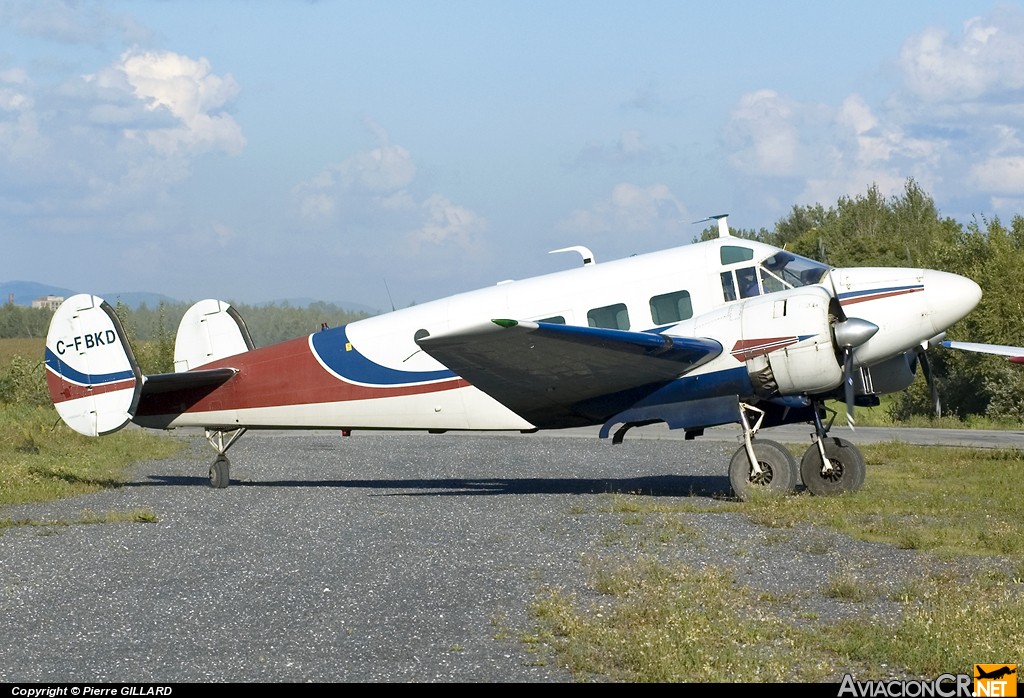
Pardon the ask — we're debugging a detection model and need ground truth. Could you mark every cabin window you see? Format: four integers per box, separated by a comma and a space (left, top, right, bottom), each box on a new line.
649, 290, 692, 325
588, 303, 629, 330
538, 315, 566, 324
720, 246, 754, 265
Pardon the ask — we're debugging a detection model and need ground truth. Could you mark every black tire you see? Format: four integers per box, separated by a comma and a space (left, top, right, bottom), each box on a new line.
209, 455, 230, 489
800, 437, 865, 496
728, 439, 798, 501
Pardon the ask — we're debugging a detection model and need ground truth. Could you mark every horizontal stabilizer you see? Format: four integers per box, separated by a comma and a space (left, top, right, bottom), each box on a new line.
416, 319, 721, 427
140, 368, 238, 396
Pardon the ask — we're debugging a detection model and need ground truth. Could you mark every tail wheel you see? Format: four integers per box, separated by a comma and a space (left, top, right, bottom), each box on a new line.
728, 439, 798, 501
800, 437, 865, 496
209, 455, 230, 489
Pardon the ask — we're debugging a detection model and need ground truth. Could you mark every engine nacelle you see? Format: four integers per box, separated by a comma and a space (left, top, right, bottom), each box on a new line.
741, 288, 843, 395
671, 286, 843, 398
855, 352, 916, 396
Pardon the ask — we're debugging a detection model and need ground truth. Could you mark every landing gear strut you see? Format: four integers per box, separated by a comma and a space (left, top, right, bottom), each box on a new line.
800, 405, 865, 496
205, 428, 246, 489
728, 402, 798, 500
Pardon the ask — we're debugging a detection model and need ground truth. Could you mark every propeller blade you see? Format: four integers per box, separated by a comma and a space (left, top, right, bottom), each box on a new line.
844, 348, 855, 429
916, 347, 942, 418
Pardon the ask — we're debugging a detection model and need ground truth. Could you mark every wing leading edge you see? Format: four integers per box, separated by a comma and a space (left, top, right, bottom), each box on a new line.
416, 319, 723, 428
941, 340, 1024, 363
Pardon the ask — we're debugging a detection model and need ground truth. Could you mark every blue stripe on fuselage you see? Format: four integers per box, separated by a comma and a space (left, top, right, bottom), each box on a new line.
310, 326, 455, 385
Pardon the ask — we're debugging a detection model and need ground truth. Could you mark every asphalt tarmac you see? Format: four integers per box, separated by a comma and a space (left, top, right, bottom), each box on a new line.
0, 426, 1019, 683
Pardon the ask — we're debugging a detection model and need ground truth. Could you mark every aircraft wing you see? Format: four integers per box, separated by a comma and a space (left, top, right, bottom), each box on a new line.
941, 341, 1024, 363
416, 319, 722, 428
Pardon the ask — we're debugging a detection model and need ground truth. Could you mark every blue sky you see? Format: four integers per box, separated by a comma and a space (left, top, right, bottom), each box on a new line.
2, 1, 1022, 311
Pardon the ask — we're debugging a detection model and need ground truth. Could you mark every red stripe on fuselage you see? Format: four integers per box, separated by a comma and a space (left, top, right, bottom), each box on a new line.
46, 370, 137, 404
134, 336, 469, 417
840, 287, 921, 306
730, 337, 797, 362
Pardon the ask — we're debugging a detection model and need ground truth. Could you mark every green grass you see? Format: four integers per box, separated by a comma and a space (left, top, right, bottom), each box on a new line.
529, 442, 1024, 682
0, 402, 184, 507
738, 443, 1024, 558
0, 337, 44, 365
532, 559, 1024, 682
1, 508, 160, 531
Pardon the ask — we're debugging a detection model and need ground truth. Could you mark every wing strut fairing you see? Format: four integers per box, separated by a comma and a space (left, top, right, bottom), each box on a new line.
416, 319, 722, 428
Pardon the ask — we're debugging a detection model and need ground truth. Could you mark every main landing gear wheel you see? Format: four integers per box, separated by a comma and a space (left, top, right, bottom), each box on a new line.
209, 454, 230, 489
729, 439, 798, 501
800, 437, 865, 496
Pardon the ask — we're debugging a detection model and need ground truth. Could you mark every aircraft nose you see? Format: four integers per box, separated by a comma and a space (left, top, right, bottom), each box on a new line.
923, 270, 982, 333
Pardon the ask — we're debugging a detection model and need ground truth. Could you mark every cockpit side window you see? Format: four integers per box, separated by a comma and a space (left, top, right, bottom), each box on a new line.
737, 267, 760, 299
720, 271, 736, 302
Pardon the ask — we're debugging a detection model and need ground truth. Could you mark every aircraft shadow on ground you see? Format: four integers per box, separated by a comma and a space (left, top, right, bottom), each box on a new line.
136, 473, 734, 498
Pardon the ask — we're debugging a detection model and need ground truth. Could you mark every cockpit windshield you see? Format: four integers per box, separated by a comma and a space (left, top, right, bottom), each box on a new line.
759, 251, 829, 290
719, 245, 831, 303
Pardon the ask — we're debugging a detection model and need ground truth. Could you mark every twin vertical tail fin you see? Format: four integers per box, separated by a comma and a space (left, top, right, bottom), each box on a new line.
44, 295, 253, 436
44, 294, 143, 436
172, 298, 254, 371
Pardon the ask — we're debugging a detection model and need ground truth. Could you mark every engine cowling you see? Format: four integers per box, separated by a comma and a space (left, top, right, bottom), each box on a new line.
737, 287, 843, 396
671, 286, 843, 399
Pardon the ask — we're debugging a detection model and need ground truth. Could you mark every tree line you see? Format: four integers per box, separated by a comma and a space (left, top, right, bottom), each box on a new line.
4, 179, 1023, 420
713, 179, 1024, 421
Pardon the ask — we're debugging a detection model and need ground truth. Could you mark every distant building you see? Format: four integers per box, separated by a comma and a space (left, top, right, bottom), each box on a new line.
32, 295, 65, 311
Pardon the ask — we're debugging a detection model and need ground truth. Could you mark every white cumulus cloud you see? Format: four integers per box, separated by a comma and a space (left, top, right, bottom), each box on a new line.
100, 49, 246, 155
900, 11, 1024, 103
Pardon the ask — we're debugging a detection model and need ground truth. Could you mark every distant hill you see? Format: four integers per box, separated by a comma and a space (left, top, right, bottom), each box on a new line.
0, 281, 77, 306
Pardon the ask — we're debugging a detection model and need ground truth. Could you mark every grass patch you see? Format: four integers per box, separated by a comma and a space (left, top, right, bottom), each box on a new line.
0, 403, 183, 506
0, 507, 160, 531
529, 441, 1024, 681
532, 558, 1023, 682
701, 442, 1024, 560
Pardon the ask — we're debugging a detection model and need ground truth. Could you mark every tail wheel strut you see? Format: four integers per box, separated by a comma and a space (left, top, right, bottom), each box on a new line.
204, 428, 247, 489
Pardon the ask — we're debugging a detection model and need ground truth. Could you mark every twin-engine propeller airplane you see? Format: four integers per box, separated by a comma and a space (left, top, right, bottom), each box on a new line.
44, 216, 982, 499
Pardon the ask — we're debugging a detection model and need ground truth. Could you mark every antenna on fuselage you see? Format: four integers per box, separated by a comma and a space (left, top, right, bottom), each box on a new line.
549, 245, 596, 266
692, 214, 731, 238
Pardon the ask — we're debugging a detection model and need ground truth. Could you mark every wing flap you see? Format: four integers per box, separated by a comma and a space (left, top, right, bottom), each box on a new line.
416, 320, 722, 427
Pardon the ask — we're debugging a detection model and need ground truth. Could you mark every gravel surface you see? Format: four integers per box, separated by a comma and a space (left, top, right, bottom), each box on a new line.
0, 428, 999, 683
